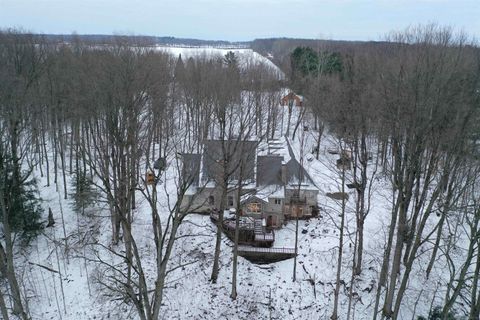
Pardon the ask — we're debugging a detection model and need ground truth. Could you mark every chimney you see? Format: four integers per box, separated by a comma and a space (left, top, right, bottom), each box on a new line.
281, 163, 287, 185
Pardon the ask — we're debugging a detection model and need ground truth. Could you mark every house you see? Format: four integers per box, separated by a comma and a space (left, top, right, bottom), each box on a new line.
280, 91, 304, 107
180, 138, 319, 229
283, 156, 319, 220
180, 139, 258, 214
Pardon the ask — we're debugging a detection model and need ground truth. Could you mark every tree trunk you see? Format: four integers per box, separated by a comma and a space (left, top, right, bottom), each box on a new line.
0, 194, 28, 319
210, 180, 227, 283
355, 217, 364, 276
292, 210, 299, 282
0, 286, 9, 320
469, 236, 480, 320
382, 202, 407, 318
41, 124, 50, 187
231, 178, 244, 299
331, 165, 346, 320
372, 186, 400, 320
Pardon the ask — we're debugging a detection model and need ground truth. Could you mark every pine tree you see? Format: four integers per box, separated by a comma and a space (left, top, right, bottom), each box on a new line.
0, 151, 43, 239
71, 169, 97, 215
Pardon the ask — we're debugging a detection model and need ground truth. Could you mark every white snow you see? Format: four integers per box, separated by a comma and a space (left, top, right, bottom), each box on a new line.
155, 45, 285, 79
7, 87, 467, 320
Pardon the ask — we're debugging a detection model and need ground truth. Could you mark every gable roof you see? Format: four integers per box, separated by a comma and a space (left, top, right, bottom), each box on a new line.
182, 153, 201, 186
285, 137, 318, 190
256, 184, 285, 200
240, 194, 268, 205
285, 157, 316, 188
281, 91, 304, 105
256, 155, 283, 186
183, 137, 318, 192
202, 139, 257, 182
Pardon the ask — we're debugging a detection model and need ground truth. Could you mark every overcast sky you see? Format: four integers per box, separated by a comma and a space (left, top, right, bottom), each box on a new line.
0, 0, 479, 41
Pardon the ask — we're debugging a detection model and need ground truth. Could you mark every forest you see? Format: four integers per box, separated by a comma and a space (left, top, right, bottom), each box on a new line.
0, 24, 480, 319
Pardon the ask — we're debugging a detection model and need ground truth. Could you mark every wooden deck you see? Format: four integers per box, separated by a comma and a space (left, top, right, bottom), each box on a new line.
210, 211, 295, 263
238, 246, 295, 254
237, 245, 296, 264
211, 212, 274, 247
253, 218, 275, 242
254, 233, 274, 242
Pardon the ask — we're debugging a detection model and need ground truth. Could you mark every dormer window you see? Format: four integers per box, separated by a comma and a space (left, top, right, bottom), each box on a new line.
248, 202, 261, 213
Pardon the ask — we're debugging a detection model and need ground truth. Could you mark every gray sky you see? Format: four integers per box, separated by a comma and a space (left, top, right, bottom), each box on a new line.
0, 0, 479, 41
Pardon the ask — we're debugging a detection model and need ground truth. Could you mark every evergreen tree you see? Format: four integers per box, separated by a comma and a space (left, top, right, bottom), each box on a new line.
71, 169, 97, 215
0, 149, 43, 239
320, 51, 343, 74
290, 46, 343, 93
417, 306, 460, 320
291, 46, 319, 77
174, 53, 186, 85
223, 51, 238, 68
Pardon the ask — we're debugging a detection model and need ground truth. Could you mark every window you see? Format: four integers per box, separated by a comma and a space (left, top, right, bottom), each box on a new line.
267, 215, 276, 227
293, 206, 303, 217
274, 199, 281, 205
228, 195, 234, 207
247, 202, 261, 213
208, 195, 215, 205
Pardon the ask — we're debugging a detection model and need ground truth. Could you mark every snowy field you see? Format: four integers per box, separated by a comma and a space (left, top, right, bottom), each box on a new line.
155, 45, 285, 79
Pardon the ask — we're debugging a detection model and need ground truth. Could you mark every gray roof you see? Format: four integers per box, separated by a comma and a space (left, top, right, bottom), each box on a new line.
184, 138, 317, 191
285, 137, 317, 188
257, 155, 283, 186
182, 153, 201, 186
285, 157, 316, 187
202, 140, 257, 182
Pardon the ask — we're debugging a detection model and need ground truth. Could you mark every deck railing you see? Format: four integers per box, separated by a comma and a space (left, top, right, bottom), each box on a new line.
212, 212, 276, 244
224, 219, 255, 230
290, 195, 307, 204
254, 233, 275, 242
237, 245, 295, 254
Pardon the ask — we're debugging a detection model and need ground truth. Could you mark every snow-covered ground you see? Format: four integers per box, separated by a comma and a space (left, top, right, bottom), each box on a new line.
10, 94, 461, 319
155, 45, 285, 79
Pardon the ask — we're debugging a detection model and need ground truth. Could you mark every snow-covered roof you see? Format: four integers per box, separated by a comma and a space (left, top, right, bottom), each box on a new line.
281, 91, 304, 102
286, 183, 319, 192
256, 185, 285, 200
185, 185, 197, 196
240, 194, 268, 205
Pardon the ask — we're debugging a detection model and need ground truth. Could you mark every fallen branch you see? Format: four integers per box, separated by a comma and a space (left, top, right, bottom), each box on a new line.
28, 261, 59, 274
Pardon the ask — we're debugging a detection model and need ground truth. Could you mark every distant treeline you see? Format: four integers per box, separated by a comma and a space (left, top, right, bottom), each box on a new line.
7, 32, 250, 48
251, 37, 396, 77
